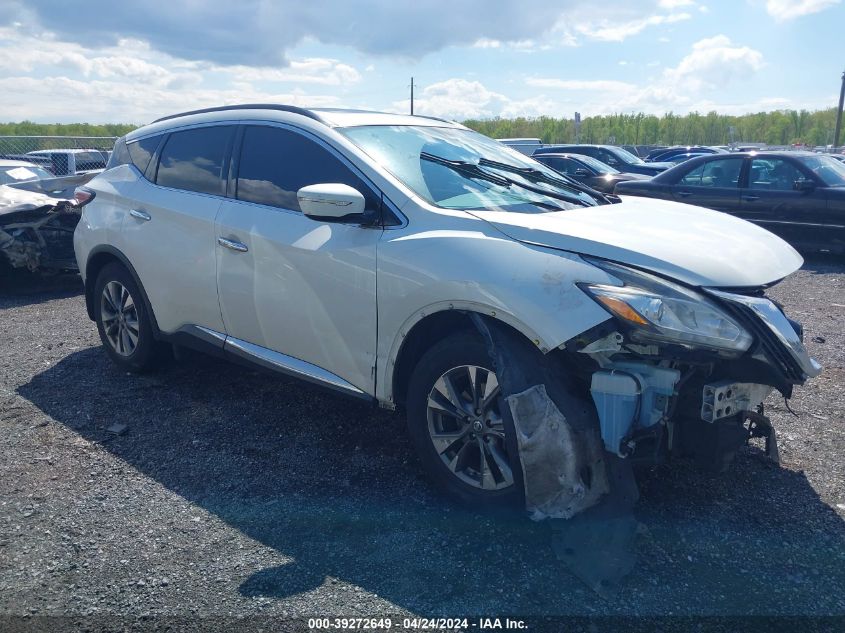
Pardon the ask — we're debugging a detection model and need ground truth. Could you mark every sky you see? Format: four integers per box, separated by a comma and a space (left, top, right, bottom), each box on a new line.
1, 0, 843, 124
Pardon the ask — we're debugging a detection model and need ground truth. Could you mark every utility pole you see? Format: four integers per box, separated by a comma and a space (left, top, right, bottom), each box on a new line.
834, 69, 845, 149
410, 77, 415, 116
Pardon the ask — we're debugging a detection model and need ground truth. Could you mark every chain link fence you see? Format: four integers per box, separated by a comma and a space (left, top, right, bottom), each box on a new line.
0, 135, 117, 176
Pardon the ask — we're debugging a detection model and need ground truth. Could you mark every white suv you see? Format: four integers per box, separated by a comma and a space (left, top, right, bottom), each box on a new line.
74, 105, 820, 508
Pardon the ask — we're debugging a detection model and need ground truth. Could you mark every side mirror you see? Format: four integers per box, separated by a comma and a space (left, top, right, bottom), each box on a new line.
793, 179, 815, 192
297, 183, 367, 222
573, 168, 592, 177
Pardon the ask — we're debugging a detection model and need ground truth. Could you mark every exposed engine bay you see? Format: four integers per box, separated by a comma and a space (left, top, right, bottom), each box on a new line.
0, 174, 93, 273
565, 282, 820, 472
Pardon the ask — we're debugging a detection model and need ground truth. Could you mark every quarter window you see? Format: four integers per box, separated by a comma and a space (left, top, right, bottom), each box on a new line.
678, 158, 742, 187
236, 125, 379, 212
127, 136, 161, 174
155, 126, 233, 196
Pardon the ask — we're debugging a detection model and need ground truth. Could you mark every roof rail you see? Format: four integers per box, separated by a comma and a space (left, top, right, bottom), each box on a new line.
152, 104, 324, 124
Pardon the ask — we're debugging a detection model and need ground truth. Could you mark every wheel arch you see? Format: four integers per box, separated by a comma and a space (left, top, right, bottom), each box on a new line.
387, 302, 548, 409
84, 245, 162, 337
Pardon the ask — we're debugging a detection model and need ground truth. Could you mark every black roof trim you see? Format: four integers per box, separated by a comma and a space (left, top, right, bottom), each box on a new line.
152, 104, 324, 125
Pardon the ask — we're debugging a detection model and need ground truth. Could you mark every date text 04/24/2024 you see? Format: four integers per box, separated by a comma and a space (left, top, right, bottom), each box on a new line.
307, 617, 528, 630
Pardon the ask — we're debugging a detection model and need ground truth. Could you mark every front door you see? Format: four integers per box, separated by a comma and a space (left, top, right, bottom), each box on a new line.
215, 124, 382, 395
671, 157, 743, 213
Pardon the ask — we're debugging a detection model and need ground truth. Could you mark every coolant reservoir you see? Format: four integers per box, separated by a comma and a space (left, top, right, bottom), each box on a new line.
590, 371, 640, 455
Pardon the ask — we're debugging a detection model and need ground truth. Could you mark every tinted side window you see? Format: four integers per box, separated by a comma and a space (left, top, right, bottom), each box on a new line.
127, 136, 161, 174
156, 127, 232, 195
597, 149, 620, 167
749, 158, 805, 191
540, 157, 575, 175
236, 126, 379, 212
679, 158, 742, 187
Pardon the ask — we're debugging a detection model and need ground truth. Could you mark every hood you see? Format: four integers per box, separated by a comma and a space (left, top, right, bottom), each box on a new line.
469, 195, 803, 288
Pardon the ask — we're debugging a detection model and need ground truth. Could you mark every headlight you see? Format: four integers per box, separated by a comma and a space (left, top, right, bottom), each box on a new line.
581, 260, 753, 353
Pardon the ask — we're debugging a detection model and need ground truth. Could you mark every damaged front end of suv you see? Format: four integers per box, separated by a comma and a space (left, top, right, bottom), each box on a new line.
567, 258, 821, 471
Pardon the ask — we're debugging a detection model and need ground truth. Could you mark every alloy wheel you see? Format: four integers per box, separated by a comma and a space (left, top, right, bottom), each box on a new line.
100, 281, 139, 357
425, 365, 514, 491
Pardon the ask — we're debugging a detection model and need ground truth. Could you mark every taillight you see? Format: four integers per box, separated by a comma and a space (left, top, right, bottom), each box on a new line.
73, 187, 96, 207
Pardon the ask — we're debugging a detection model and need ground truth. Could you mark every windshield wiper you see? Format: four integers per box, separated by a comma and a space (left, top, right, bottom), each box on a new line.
476, 157, 612, 204
420, 152, 593, 207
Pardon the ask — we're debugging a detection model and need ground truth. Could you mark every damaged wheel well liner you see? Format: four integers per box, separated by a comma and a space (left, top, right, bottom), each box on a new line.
392, 310, 534, 410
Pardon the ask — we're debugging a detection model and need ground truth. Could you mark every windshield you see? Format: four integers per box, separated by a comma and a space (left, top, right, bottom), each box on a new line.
340, 125, 600, 212
0, 165, 52, 184
797, 155, 845, 187
572, 154, 620, 174
609, 146, 644, 165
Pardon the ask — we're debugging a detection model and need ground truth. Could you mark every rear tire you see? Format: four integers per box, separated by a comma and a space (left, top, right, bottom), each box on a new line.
406, 332, 522, 509
93, 262, 166, 373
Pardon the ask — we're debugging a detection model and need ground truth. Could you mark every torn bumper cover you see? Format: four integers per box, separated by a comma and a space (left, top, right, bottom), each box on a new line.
0, 175, 90, 272
507, 384, 609, 520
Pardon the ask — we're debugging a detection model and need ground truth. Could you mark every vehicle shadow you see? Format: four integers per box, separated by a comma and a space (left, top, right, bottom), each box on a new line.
16, 348, 845, 616
0, 270, 82, 306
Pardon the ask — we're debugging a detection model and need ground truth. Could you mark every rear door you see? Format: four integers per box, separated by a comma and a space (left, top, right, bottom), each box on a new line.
669, 157, 743, 213
215, 123, 382, 395
120, 124, 234, 335
739, 157, 826, 247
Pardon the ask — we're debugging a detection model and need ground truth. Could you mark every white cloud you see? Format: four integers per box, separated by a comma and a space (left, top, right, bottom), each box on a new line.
393, 78, 555, 120
525, 78, 635, 92
0, 25, 351, 122
610, 35, 765, 113
473, 38, 502, 49
658, 0, 695, 7
523, 35, 768, 116
577, 12, 692, 41
214, 59, 361, 86
664, 35, 764, 92
764, 0, 841, 20
472, 38, 554, 52
0, 75, 342, 124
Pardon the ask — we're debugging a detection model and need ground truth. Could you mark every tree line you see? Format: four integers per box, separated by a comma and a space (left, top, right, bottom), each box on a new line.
464, 108, 842, 147
1, 107, 842, 147
0, 121, 136, 137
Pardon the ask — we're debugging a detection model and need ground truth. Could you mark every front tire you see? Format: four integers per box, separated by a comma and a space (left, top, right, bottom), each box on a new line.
406, 333, 522, 509
93, 262, 165, 372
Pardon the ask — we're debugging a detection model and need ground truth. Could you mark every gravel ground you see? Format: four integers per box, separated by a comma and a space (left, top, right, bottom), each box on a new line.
0, 260, 843, 629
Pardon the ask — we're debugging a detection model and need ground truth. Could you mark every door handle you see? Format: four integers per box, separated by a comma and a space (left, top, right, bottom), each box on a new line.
743, 195, 760, 202
217, 237, 248, 252
129, 209, 151, 221
677, 191, 691, 197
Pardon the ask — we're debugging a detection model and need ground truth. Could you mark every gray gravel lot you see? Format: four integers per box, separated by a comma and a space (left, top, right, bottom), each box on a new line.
0, 260, 844, 627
